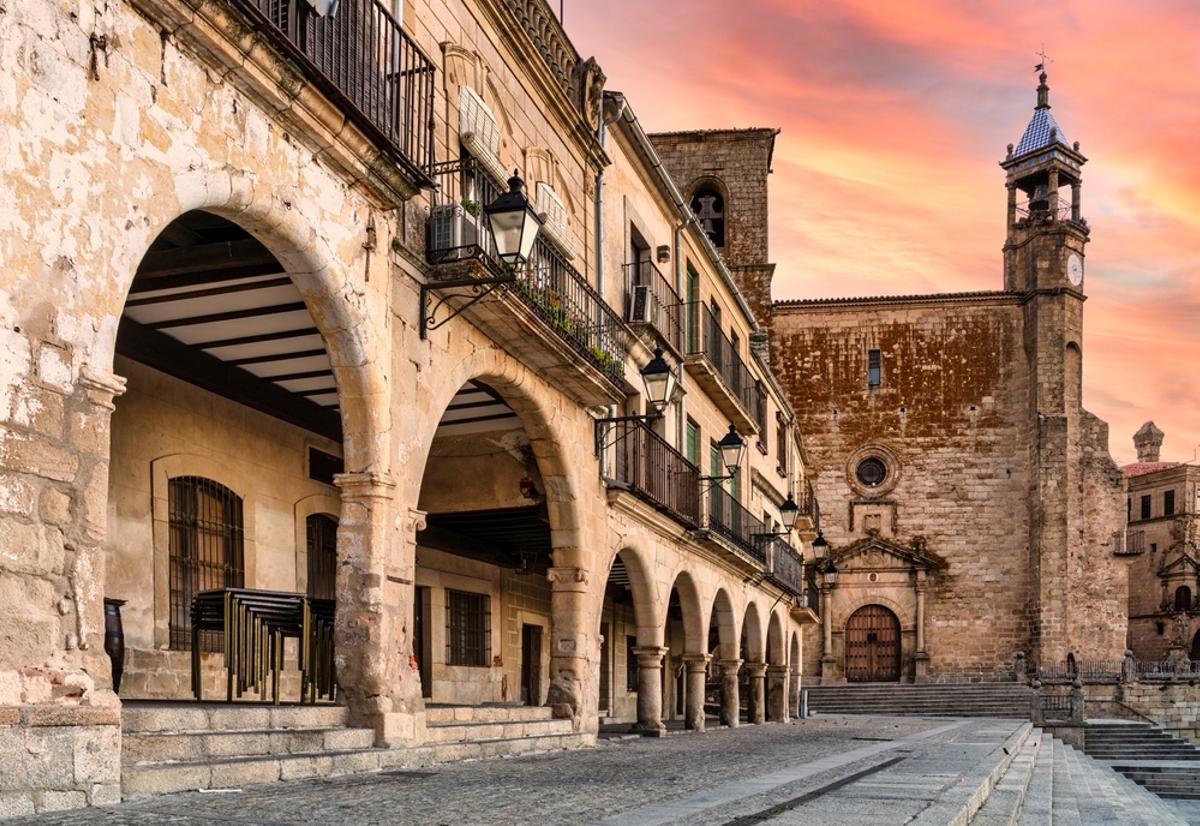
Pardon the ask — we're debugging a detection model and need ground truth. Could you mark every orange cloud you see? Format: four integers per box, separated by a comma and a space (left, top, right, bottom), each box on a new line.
566, 0, 1200, 463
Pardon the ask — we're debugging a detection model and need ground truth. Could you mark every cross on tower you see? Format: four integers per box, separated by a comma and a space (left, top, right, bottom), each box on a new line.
1034, 45, 1053, 73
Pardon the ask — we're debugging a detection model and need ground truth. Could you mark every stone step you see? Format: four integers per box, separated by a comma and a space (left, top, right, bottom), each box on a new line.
969, 725, 1041, 825
1015, 733, 1054, 825
1051, 743, 1189, 823
122, 726, 376, 765
423, 704, 556, 725
381, 731, 592, 770
424, 717, 575, 744
121, 702, 348, 734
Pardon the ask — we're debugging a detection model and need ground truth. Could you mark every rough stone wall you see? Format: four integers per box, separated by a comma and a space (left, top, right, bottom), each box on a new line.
772, 297, 1034, 678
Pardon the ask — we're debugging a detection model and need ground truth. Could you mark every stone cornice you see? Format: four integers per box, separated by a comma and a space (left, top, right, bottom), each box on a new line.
775, 290, 1022, 312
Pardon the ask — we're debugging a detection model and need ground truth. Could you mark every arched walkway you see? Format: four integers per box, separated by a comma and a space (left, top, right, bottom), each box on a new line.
709, 589, 740, 727
741, 603, 766, 724
596, 548, 656, 727
663, 571, 706, 731
765, 611, 789, 721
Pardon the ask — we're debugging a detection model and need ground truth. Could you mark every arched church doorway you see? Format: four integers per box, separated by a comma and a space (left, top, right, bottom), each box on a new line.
1191, 630, 1200, 663
845, 605, 900, 682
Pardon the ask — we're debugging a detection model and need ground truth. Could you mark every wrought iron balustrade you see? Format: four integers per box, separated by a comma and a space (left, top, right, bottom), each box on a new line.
624, 261, 682, 353
604, 418, 700, 527
426, 158, 626, 383
708, 485, 768, 564
768, 538, 805, 596
684, 301, 765, 419
1116, 529, 1145, 556
234, 0, 435, 184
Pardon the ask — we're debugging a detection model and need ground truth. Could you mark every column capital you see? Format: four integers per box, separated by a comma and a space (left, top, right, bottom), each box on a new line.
744, 661, 767, 677
766, 664, 790, 676
681, 653, 711, 671
77, 366, 127, 410
632, 646, 668, 667
547, 567, 589, 590
718, 658, 743, 674
334, 471, 396, 500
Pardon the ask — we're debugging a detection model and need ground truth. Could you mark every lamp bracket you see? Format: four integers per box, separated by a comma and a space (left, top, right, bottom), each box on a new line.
593, 413, 664, 456
419, 274, 516, 338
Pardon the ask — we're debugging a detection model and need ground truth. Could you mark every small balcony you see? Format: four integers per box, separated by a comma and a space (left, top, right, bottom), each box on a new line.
766, 537, 805, 596
1115, 529, 1145, 556
707, 485, 769, 565
602, 418, 700, 528
424, 158, 628, 405
234, 0, 435, 187
794, 479, 819, 539
624, 262, 683, 355
683, 301, 766, 432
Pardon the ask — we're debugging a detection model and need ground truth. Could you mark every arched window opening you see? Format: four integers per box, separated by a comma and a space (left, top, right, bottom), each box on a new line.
306, 513, 338, 601
168, 476, 244, 650
690, 185, 726, 248
1175, 585, 1192, 613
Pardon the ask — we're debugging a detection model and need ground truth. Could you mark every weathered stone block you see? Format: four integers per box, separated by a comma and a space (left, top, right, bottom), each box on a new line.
34, 789, 87, 812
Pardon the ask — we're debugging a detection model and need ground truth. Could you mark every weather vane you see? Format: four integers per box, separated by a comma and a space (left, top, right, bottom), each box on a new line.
1035, 45, 1053, 73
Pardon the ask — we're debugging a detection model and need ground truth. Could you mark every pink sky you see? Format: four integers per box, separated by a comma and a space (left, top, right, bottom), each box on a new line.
566, 0, 1200, 465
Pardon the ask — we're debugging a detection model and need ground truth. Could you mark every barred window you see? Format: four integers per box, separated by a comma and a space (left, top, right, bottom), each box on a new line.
446, 589, 490, 667
168, 476, 244, 650
306, 513, 338, 601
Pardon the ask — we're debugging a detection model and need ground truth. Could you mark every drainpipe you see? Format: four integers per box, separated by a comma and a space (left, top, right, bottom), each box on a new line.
595, 94, 626, 301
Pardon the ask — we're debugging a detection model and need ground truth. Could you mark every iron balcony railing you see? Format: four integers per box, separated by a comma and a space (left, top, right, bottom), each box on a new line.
768, 538, 805, 596
1115, 529, 1145, 556
426, 157, 626, 383
235, 0, 435, 184
685, 301, 766, 420
606, 418, 700, 527
708, 485, 768, 564
624, 261, 683, 353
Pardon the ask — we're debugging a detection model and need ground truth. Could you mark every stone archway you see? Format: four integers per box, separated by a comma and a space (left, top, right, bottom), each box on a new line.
845, 605, 901, 683
741, 602, 766, 724
596, 547, 656, 726
765, 610, 789, 721
708, 588, 740, 727
663, 570, 705, 730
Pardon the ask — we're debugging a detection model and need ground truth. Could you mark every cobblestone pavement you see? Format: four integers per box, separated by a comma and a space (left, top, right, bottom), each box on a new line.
13, 716, 1000, 826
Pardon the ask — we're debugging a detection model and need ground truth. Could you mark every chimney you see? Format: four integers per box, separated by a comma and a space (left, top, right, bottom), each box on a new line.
1133, 421, 1165, 463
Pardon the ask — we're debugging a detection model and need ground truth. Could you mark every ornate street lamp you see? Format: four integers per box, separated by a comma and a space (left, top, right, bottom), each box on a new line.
821, 561, 839, 588
717, 425, 746, 477
640, 348, 676, 415
811, 532, 829, 561
779, 493, 800, 532
484, 171, 544, 265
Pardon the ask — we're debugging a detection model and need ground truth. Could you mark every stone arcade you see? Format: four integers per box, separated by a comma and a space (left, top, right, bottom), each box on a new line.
0, 0, 819, 813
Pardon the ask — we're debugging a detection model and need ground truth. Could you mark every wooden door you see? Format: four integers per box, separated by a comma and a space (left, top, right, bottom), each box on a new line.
599, 621, 611, 716
522, 624, 543, 706
845, 605, 900, 682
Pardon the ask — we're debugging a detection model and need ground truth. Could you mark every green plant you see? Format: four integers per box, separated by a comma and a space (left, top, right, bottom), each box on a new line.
460, 198, 480, 216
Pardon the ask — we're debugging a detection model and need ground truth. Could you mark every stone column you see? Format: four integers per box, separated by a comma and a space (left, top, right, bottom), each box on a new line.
819, 585, 836, 683
745, 662, 767, 724
682, 653, 710, 732
547, 566, 594, 722
333, 472, 421, 744
766, 665, 789, 721
913, 571, 930, 683
1047, 166, 1060, 213
718, 658, 742, 728
633, 646, 668, 736
1006, 182, 1017, 229
1071, 181, 1082, 222
789, 666, 801, 718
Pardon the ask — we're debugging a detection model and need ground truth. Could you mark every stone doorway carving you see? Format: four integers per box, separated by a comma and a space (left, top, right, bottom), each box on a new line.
845, 605, 900, 682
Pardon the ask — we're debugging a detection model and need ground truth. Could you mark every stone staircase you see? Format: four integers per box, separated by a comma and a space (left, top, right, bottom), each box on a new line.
805, 682, 1034, 718
121, 702, 588, 800
1084, 720, 1200, 799
967, 727, 1187, 824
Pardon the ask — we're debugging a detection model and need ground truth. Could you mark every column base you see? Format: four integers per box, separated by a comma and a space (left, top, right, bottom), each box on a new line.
631, 722, 668, 738
819, 655, 838, 685
913, 652, 930, 684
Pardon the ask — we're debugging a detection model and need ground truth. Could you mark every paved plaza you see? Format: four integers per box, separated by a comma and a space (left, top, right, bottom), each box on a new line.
12, 715, 1196, 825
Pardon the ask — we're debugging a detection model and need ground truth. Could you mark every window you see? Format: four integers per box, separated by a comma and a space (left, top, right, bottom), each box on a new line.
626, 635, 638, 691
1175, 585, 1193, 613
1140, 495, 1152, 521
1165, 490, 1176, 516
1151, 543, 1157, 554
775, 414, 788, 476
867, 349, 882, 388
856, 457, 888, 488
690, 184, 725, 247
306, 513, 338, 601
168, 476, 244, 650
308, 447, 344, 485
686, 418, 700, 467
1157, 621, 1166, 636
1127, 497, 1132, 521
446, 589, 490, 666
685, 266, 699, 353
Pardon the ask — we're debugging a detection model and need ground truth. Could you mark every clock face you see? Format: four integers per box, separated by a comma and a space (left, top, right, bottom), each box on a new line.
1067, 253, 1084, 287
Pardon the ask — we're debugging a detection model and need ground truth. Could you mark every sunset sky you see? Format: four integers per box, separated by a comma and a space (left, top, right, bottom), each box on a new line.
567, 0, 1200, 465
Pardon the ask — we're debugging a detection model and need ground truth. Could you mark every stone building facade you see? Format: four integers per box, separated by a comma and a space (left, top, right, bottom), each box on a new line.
1121, 423, 1200, 662
0, 0, 815, 813
760, 73, 1128, 684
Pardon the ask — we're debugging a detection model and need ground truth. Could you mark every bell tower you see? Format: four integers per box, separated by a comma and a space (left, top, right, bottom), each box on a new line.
1001, 71, 1090, 293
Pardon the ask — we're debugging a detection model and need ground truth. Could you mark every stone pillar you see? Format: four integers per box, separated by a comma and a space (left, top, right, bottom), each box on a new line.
789, 666, 802, 718
1071, 181, 1082, 222
1069, 678, 1085, 724
1047, 166, 1060, 213
913, 572, 929, 683
819, 585, 837, 683
547, 566, 594, 723
766, 665, 789, 721
682, 654, 710, 732
633, 646, 668, 736
718, 659, 742, 728
745, 662, 767, 724
333, 472, 422, 744
1006, 182, 1017, 230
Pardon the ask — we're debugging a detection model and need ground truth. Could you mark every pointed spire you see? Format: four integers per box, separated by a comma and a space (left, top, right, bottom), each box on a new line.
1036, 71, 1050, 109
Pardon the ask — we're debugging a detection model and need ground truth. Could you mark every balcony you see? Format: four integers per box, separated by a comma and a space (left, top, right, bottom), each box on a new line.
766, 538, 804, 596
1116, 529, 1145, 556
232, 0, 435, 187
602, 418, 700, 528
424, 158, 628, 405
683, 301, 766, 432
624, 262, 683, 355
794, 479, 819, 539
707, 485, 769, 565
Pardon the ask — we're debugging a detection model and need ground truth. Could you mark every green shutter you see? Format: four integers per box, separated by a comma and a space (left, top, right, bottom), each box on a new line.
686, 420, 699, 466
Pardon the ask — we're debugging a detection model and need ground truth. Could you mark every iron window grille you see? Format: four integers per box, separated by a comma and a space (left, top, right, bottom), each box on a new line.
168, 476, 245, 651
446, 589, 490, 667
306, 513, 338, 601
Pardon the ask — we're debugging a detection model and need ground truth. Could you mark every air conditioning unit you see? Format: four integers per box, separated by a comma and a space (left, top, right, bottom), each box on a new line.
628, 284, 653, 323
427, 205, 479, 257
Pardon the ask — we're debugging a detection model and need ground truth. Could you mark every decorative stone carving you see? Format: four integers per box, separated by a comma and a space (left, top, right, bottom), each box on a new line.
501, 0, 578, 94
572, 56, 605, 130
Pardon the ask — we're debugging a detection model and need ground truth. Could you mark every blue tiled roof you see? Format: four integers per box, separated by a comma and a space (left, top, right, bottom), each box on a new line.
1014, 107, 1068, 156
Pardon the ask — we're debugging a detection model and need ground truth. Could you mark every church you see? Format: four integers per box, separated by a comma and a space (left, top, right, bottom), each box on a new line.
654, 72, 1129, 684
